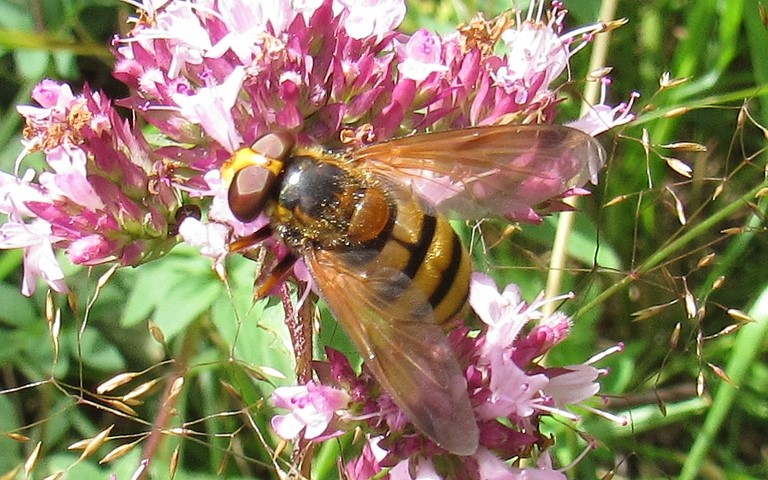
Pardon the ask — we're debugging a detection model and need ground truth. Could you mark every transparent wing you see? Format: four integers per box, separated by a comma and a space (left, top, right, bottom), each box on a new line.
305, 248, 479, 455
350, 124, 606, 221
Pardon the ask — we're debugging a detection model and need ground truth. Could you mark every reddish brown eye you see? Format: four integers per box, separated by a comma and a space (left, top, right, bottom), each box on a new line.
251, 132, 295, 160
228, 165, 275, 222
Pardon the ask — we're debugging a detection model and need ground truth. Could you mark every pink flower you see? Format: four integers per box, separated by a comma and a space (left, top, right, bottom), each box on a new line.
3, 0, 633, 475
474, 353, 549, 421
507, 451, 567, 480
271, 381, 351, 440
0, 219, 67, 295
469, 272, 574, 363
177, 218, 229, 262
390, 457, 441, 480
333, 0, 406, 39
399, 29, 448, 81
469, 272, 529, 353
171, 66, 245, 151
344, 437, 388, 480
16, 80, 75, 123
212, 0, 295, 61
38, 145, 104, 210
543, 364, 601, 407
0, 170, 49, 219
285, 272, 620, 476
475, 447, 515, 479
512, 312, 571, 365
568, 80, 638, 139
2, 82, 181, 294
495, 22, 568, 104
67, 234, 118, 265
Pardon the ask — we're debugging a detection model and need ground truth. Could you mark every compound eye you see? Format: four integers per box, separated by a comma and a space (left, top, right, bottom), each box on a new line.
251, 132, 294, 159
228, 165, 275, 222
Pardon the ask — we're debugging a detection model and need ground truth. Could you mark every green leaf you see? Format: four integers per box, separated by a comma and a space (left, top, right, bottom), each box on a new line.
13, 49, 51, 80
152, 274, 223, 341
0, 3, 32, 31
0, 249, 23, 282
0, 394, 22, 471
680, 282, 768, 480
210, 260, 295, 387
121, 262, 181, 327
0, 282, 36, 326
522, 215, 623, 270
74, 327, 126, 372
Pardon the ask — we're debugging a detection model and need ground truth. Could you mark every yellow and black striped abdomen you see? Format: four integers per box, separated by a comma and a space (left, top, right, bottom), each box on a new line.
354, 182, 472, 327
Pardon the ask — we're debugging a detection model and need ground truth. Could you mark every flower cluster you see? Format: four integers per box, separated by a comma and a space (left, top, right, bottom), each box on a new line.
1, 0, 634, 296
1, 81, 179, 295
271, 273, 625, 478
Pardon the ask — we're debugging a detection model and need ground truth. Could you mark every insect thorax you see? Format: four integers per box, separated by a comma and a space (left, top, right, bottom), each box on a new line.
273, 155, 394, 251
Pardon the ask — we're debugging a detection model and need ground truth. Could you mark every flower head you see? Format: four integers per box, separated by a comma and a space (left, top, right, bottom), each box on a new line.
398, 29, 449, 81
3, 0, 633, 295
4, 82, 181, 294
275, 273, 620, 477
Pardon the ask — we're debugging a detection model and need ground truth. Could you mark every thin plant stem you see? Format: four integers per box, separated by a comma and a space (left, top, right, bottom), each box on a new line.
138, 322, 201, 480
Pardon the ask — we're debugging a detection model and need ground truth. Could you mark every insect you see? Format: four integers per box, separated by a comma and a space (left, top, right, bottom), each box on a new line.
223, 125, 605, 456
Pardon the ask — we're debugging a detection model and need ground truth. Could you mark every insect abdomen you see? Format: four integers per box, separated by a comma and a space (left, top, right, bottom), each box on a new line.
365, 185, 472, 326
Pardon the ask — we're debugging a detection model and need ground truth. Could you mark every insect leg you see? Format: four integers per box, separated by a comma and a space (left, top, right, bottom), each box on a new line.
229, 224, 273, 253
254, 251, 299, 299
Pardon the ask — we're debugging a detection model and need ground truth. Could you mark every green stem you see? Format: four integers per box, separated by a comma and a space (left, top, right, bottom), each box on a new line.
0, 30, 113, 60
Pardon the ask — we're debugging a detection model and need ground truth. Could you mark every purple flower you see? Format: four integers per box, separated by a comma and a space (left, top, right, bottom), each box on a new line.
398, 29, 449, 81
271, 381, 351, 440
344, 437, 388, 480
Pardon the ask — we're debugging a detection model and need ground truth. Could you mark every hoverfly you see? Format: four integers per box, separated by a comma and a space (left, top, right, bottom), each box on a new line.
223, 125, 605, 456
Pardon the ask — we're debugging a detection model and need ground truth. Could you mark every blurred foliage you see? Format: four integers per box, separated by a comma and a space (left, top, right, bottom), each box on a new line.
1, 0, 768, 479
